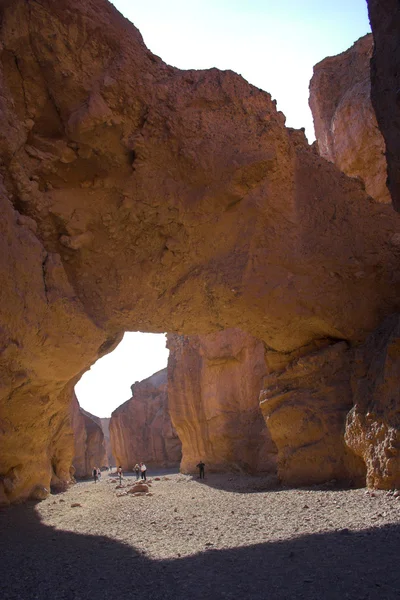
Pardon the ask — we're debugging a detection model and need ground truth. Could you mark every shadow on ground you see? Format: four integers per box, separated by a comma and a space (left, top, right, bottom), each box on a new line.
1, 502, 399, 600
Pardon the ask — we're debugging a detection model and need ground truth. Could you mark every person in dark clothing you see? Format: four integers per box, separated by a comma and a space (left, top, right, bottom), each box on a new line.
93, 468, 98, 483
140, 463, 147, 481
117, 465, 123, 485
196, 461, 205, 479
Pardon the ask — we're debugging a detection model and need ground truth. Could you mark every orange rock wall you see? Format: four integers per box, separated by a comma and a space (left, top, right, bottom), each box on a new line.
109, 369, 181, 470
0, 0, 399, 501
309, 34, 390, 204
167, 330, 277, 474
260, 341, 365, 486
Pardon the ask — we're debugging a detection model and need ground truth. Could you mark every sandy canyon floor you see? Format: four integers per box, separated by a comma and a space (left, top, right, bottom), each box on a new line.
1, 471, 400, 599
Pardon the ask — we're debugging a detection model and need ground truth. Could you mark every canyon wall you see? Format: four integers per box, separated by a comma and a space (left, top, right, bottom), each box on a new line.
100, 418, 115, 466
367, 0, 400, 211
309, 34, 390, 204
110, 369, 181, 469
167, 330, 277, 474
0, 0, 399, 502
70, 394, 108, 478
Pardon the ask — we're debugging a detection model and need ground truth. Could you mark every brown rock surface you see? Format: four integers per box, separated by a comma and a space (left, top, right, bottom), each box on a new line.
260, 341, 365, 486
70, 394, 108, 478
167, 329, 277, 474
0, 0, 399, 501
367, 0, 400, 211
100, 418, 115, 467
109, 369, 181, 469
309, 34, 390, 204
345, 315, 400, 489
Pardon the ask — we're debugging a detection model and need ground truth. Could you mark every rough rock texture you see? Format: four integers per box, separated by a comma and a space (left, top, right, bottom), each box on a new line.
100, 418, 115, 466
368, 0, 400, 211
70, 394, 108, 478
309, 34, 390, 204
167, 330, 277, 474
260, 341, 365, 486
110, 369, 181, 469
0, 0, 399, 502
345, 315, 400, 489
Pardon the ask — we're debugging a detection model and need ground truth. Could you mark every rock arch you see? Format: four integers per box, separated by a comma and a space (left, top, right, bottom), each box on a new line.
0, 0, 399, 503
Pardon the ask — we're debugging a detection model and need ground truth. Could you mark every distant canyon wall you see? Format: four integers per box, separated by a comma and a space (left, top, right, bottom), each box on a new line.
110, 369, 182, 470
70, 394, 108, 478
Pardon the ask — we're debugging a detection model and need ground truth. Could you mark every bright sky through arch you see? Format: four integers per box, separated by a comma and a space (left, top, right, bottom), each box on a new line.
76, 0, 371, 417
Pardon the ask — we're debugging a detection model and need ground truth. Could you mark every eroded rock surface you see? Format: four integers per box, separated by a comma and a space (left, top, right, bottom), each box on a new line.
167, 330, 277, 474
100, 418, 115, 466
0, 0, 399, 501
310, 34, 390, 204
70, 394, 108, 478
260, 341, 365, 486
110, 369, 181, 469
345, 316, 400, 489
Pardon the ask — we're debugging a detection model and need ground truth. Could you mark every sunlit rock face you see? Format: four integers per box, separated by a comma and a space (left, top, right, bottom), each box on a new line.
309, 34, 390, 205
70, 394, 108, 477
345, 316, 400, 489
0, 0, 399, 502
367, 0, 400, 211
109, 369, 181, 469
260, 341, 366, 486
167, 330, 277, 474
100, 418, 115, 467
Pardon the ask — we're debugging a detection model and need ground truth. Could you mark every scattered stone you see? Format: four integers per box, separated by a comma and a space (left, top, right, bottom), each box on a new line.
70, 503, 82, 508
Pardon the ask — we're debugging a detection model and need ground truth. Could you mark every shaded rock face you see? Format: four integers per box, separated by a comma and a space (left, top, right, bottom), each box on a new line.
260, 341, 366, 486
367, 0, 400, 211
0, 0, 399, 502
109, 369, 181, 469
70, 394, 107, 478
345, 316, 400, 489
167, 330, 277, 474
309, 34, 390, 204
100, 418, 115, 467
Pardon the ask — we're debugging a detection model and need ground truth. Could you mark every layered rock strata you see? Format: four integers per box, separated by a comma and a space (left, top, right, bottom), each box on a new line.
260, 341, 365, 486
70, 394, 108, 478
309, 34, 390, 204
110, 369, 181, 469
0, 0, 399, 501
167, 330, 277, 474
367, 0, 400, 211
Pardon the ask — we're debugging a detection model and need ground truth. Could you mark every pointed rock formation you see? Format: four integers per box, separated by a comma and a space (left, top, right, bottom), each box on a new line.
309, 34, 390, 204
110, 369, 181, 470
167, 330, 277, 474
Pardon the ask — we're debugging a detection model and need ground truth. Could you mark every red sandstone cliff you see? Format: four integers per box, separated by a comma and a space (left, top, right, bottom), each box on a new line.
0, 0, 399, 503
100, 418, 115, 466
70, 394, 108, 478
309, 34, 390, 204
167, 330, 277, 474
109, 369, 181, 470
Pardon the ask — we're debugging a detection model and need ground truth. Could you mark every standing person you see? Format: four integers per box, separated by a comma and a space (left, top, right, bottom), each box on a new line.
117, 465, 123, 485
140, 462, 147, 481
97, 468, 101, 480
196, 460, 205, 479
134, 464, 140, 480
93, 467, 98, 483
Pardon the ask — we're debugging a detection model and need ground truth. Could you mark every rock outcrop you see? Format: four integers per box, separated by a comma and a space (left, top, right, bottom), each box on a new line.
345, 315, 400, 489
70, 394, 108, 478
367, 0, 400, 211
260, 341, 365, 486
0, 0, 399, 502
309, 34, 390, 204
167, 330, 277, 474
110, 369, 181, 469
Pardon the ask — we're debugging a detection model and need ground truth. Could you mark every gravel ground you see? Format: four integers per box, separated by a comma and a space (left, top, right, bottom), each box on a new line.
1, 471, 400, 600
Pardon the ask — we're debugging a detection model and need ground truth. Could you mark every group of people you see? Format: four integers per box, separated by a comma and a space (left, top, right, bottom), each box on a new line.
92, 467, 102, 483
133, 463, 147, 481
